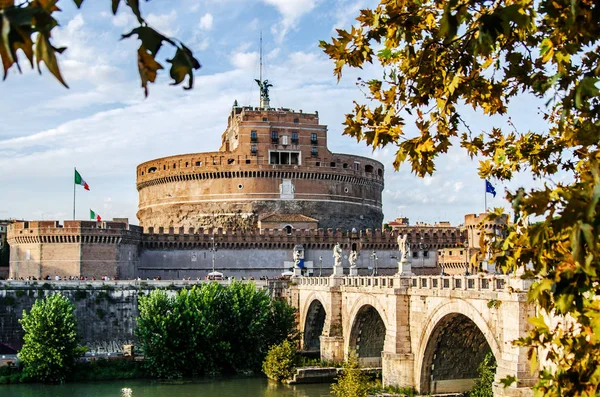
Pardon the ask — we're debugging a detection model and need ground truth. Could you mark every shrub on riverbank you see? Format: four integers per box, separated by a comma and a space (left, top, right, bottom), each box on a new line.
18, 293, 83, 383
137, 282, 297, 378
331, 351, 370, 397
262, 340, 296, 381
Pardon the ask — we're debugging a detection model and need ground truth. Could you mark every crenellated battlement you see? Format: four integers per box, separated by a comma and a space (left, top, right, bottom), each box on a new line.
8, 220, 143, 246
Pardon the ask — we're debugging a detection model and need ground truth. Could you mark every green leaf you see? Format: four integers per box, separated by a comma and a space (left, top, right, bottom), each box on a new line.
72, 0, 84, 8
112, 0, 120, 14
122, 26, 172, 56
167, 44, 201, 90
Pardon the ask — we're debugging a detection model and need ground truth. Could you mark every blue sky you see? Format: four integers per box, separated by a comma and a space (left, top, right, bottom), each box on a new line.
0, 0, 547, 226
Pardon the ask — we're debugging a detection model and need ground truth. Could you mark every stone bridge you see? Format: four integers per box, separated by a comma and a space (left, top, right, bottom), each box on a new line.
289, 275, 536, 396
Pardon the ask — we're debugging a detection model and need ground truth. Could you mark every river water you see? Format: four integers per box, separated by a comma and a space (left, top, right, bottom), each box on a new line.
1, 377, 332, 397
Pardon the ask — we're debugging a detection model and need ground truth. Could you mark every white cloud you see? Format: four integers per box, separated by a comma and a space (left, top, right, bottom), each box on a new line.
262, 0, 321, 41
146, 10, 179, 37
199, 13, 214, 30
231, 51, 259, 69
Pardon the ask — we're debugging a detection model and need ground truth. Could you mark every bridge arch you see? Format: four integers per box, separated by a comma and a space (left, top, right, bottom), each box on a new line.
345, 295, 389, 367
303, 299, 327, 352
300, 292, 329, 351
416, 300, 501, 395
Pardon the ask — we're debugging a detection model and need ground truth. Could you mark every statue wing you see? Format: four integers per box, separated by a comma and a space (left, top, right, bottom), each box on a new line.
254, 79, 262, 87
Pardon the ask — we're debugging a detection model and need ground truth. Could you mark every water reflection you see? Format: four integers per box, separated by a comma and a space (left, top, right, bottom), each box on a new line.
1, 377, 331, 397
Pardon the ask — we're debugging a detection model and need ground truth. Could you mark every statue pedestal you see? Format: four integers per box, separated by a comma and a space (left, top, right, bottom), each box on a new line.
292, 267, 302, 277
349, 266, 358, 276
332, 264, 344, 277
483, 260, 496, 274
398, 259, 413, 276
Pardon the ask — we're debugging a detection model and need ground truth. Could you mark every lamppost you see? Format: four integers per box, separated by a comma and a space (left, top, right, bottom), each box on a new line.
319, 256, 323, 277
464, 241, 470, 275
210, 237, 217, 275
419, 237, 428, 268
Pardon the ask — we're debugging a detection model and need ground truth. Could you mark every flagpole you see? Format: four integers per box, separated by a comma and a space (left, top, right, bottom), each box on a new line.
484, 180, 487, 213
73, 167, 76, 220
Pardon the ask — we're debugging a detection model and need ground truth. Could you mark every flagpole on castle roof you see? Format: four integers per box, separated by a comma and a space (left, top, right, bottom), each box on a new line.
73, 167, 76, 220
484, 180, 487, 213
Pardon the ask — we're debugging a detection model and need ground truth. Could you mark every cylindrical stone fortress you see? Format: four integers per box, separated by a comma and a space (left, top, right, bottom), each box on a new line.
136, 106, 384, 231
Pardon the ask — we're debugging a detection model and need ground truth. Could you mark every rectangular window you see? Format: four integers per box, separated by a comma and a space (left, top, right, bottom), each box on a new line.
423, 251, 429, 258
195, 161, 202, 166
330, 162, 336, 168
250, 130, 258, 142
270, 151, 279, 164
263, 117, 268, 121
311, 147, 318, 156
293, 118, 299, 124
269, 151, 301, 165
282, 135, 289, 145
291, 132, 298, 143
26, 249, 31, 260
354, 162, 360, 171
311, 133, 317, 144
412, 251, 418, 258
271, 130, 279, 143
291, 152, 299, 165
251, 146, 257, 155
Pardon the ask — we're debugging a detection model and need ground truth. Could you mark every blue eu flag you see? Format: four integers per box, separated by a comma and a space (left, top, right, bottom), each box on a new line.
485, 180, 496, 197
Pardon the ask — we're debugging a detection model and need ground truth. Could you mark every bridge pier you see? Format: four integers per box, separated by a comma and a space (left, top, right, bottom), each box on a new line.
320, 336, 345, 362
382, 352, 414, 388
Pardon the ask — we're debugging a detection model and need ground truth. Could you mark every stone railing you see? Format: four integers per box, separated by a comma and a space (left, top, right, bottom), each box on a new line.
295, 277, 332, 287
294, 274, 529, 293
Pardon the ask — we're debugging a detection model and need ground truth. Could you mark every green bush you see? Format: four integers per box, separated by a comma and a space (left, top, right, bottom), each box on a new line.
136, 282, 297, 378
18, 292, 82, 383
331, 351, 370, 397
466, 352, 497, 397
262, 340, 297, 382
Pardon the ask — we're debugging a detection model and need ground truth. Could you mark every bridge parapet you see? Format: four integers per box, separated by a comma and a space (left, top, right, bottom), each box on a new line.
295, 274, 531, 296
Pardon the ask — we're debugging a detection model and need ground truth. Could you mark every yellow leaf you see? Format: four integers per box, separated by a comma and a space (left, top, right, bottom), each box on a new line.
35, 32, 67, 88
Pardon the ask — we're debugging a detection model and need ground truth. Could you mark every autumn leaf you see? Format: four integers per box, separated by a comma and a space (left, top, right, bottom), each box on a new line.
137, 44, 163, 97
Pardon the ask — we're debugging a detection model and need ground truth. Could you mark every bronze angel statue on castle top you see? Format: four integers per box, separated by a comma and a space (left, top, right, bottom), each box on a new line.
255, 79, 273, 101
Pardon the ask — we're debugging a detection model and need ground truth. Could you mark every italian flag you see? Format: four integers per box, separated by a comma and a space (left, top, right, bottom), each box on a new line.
75, 169, 90, 190
90, 209, 101, 222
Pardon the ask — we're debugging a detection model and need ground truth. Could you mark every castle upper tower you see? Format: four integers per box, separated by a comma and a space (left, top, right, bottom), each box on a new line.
136, 105, 384, 231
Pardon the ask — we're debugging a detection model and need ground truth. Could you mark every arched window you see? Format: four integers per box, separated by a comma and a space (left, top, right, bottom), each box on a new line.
365, 164, 374, 173
284, 225, 293, 235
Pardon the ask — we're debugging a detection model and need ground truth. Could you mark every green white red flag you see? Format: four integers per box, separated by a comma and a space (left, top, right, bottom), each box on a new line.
74, 169, 90, 190
90, 209, 101, 221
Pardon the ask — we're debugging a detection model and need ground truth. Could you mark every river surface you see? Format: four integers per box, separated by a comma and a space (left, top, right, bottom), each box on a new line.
1, 377, 332, 397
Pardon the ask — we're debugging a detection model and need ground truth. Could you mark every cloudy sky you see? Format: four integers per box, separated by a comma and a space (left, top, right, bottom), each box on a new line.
0, 0, 547, 226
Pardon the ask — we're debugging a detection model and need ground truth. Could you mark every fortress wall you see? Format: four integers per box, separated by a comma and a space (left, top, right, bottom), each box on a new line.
42, 243, 80, 277
0, 284, 139, 353
0, 280, 274, 353
137, 246, 438, 280
138, 199, 383, 231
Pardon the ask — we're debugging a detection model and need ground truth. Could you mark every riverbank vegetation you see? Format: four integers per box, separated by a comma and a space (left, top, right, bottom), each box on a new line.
4, 283, 297, 383
18, 293, 81, 382
137, 282, 297, 378
0, 359, 146, 384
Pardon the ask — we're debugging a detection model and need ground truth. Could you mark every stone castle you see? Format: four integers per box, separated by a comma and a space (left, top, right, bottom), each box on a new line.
6, 98, 506, 280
